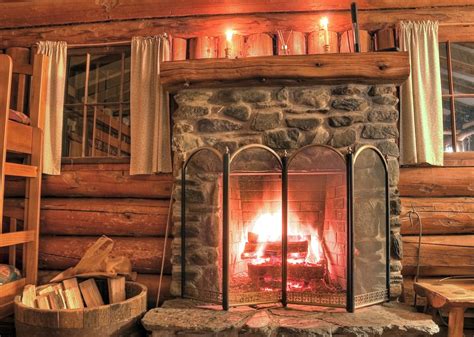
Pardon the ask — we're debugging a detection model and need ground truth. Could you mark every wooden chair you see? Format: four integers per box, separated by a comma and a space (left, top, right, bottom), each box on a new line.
0, 53, 49, 318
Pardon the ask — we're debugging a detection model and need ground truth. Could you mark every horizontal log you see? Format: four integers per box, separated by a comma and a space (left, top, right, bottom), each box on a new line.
0, 1, 469, 29
38, 236, 172, 274
402, 235, 474, 276
399, 167, 474, 197
1, 7, 473, 48
401, 197, 474, 235
160, 52, 410, 91
4, 198, 172, 237
5, 165, 173, 198
37, 270, 173, 307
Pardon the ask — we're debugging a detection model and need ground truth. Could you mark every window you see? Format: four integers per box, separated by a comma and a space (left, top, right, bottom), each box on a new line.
439, 42, 474, 152
63, 47, 131, 158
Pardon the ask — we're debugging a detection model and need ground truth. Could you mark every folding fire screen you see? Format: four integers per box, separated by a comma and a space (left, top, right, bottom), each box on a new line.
181, 144, 390, 312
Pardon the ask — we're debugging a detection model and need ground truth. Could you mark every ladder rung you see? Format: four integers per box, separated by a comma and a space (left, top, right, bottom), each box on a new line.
0, 231, 35, 248
5, 162, 38, 177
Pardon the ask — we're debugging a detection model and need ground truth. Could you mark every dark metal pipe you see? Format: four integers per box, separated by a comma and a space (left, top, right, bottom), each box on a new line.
181, 164, 186, 298
222, 151, 230, 310
346, 150, 355, 312
281, 155, 289, 307
351, 2, 361, 53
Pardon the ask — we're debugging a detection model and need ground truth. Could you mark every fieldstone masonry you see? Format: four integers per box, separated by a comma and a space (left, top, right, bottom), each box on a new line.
170, 84, 403, 299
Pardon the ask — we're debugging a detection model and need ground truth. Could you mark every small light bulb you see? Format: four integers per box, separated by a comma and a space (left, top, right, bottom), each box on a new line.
225, 29, 234, 42
320, 17, 329, 29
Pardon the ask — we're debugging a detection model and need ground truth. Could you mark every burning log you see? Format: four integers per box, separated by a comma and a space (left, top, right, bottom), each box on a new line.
248, 262, 326, 289
241, 240, 308, 259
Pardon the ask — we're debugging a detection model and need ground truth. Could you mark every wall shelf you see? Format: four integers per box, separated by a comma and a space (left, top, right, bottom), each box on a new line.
160, 52, 410, 91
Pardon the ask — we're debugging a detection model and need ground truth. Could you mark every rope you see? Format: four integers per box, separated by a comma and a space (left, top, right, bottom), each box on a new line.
407, 205, 422, 307
156, 183, 174, 307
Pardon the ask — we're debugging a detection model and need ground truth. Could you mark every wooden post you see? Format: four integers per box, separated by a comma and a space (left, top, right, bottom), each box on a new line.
189, 36, 217, 59
245, 33, 273, 57
340, 30, 372, 53
217, 34, 245, 59
307, 31, 338, 54
6, 47, 30, 113
277, 31, 306, 55
448, 307, 465, 337
172, 37, 187, 61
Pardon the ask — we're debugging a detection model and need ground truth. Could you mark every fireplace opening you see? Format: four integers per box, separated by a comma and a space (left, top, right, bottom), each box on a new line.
180, 144, 389, 311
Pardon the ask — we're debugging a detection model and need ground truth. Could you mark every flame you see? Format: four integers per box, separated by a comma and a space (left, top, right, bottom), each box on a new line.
248, 211, 322, 264
319, 16, 329, 29
225, 29, 234, 42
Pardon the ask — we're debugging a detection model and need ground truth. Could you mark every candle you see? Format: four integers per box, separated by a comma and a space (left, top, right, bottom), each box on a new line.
225, 29, 234, 58
319, 17, 329, 52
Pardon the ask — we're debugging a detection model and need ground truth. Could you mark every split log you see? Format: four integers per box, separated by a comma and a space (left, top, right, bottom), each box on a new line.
340, 30, 372, 52
276, 31, 306, 55
402, 235, 474, 276
399, 167, 474, 197
189, 36, 217, 59
5, 164, 173, 198
172, 37, 187, 61
1, 8, 474, 48
217, 34, 245, 59
401, 197, 474, 235
307, 31, 338, 54
375, 28, 397, 51
38, 236, 172, 274
37, 270, 173, 307
242, 240, 308, 259
245, 33, 274, 57
4, 198, 171, 237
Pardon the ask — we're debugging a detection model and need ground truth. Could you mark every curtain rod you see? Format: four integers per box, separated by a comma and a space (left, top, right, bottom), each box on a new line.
67, 40, 131, 48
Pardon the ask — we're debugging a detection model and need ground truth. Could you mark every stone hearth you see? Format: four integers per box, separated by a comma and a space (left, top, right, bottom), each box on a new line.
142, 299, 439, 336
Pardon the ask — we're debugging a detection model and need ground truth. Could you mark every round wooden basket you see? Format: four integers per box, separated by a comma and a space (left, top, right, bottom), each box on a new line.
14, 281, 147, 337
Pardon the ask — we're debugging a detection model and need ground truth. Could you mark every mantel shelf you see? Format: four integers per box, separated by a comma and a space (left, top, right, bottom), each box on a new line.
160, 52, 410, 91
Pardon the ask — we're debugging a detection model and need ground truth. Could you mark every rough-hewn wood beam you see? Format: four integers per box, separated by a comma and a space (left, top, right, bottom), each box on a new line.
1, 7, 473, 48
159, 52, 410, 90
0, 1, 472, 29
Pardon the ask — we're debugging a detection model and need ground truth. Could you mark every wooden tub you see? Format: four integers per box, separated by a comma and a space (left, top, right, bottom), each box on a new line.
14, 281, 147, 337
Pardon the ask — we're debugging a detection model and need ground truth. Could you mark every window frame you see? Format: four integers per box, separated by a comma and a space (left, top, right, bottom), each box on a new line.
63, 45, 131, 161
440, 41, 474, 154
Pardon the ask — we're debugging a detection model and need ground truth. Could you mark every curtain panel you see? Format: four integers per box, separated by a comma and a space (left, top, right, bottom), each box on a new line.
130, 36, 172, 175
36, 41, 67, 175
399, 21, 444, 166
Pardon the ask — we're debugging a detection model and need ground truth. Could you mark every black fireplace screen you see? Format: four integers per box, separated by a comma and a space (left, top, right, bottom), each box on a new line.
180, 144, 390, 312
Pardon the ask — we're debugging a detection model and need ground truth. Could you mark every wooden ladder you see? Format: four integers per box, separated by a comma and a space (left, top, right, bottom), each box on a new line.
0, 53, 48, 318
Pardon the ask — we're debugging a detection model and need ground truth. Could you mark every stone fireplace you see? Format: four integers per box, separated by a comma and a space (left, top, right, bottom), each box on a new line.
170, 83, 402, 308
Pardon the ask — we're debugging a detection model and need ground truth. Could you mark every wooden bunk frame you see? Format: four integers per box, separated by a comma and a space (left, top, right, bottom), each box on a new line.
0, 53, 49, 318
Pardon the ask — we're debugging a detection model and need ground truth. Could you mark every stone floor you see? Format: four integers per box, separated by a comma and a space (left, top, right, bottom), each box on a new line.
142, 299, 440, 337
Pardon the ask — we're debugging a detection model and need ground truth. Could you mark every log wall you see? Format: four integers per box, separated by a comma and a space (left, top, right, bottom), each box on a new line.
3, 163, 174, 308
399, 159, 474, 305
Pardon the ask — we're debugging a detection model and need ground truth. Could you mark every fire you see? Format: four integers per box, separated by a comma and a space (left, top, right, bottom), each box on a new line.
247, 211, 322, 265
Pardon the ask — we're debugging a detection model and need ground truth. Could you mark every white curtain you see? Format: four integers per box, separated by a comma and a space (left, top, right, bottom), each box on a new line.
36, 41, 67, 175
399, 21, 444, 166
130, 36, 172, 175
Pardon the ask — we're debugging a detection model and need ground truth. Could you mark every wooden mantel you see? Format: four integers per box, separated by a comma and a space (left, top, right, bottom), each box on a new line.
160, 52, 410, 91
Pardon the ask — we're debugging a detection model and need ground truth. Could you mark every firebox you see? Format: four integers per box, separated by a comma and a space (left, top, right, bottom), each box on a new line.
180, 144, 390, 312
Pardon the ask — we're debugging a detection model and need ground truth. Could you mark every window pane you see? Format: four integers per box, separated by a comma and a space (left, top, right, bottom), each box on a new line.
443, 98, 454, 152
451, 42, 474, 94
63, 107, 84, 157
66, 55, 87, 104
454, 98, 474, 152
439, 42, 449, 94
88, 53, 124, 104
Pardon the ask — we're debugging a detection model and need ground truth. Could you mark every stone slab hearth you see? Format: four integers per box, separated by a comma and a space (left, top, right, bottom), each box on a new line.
142, 299, 439, 336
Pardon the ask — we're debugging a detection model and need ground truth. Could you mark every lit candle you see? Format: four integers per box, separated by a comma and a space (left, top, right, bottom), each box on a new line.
225, 29, 234, 58
319, 17, 329, 52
